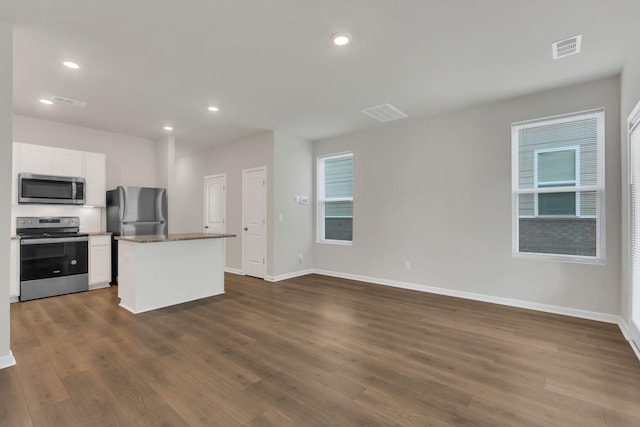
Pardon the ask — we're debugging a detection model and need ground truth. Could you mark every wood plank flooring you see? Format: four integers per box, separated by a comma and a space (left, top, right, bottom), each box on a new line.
2, 273, 640, 426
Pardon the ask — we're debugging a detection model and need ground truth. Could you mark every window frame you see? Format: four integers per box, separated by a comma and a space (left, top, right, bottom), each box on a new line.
533, 145, 581, 217
317, 152, 353, 245
511, 109, 605, 264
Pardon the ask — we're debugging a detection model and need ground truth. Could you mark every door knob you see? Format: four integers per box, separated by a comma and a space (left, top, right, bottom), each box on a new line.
243, 227, 248, 231
204, 226, 209, 229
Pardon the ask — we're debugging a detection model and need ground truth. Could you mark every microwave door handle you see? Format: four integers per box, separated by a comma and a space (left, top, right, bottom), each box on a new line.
72, 181, 77, 201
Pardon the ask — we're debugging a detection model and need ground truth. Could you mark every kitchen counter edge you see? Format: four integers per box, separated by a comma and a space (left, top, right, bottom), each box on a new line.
116, 233, 236, 243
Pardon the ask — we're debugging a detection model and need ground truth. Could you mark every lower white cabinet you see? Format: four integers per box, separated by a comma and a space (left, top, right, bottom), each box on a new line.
10, 239, 19, 300
89, 235, 111, 287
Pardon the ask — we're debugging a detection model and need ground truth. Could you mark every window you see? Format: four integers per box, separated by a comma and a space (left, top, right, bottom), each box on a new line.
317, 152, 353, 243
535, 147, 579, 216
512, 110, 604, 263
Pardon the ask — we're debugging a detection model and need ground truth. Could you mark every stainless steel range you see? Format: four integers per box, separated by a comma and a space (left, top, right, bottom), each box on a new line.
17, 216, 89, 301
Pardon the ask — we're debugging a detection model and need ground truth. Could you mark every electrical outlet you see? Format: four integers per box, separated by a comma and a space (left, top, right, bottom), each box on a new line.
404, 261, 411, 270
299, 253, 304, 263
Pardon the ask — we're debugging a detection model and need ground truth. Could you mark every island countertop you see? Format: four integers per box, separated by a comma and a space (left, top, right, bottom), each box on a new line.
115, 232, 236, 243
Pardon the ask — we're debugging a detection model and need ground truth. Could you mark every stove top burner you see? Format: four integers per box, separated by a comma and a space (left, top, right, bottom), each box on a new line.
16, 216, 85, 240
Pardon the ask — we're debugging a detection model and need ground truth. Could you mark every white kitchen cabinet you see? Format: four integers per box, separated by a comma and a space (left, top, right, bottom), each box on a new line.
53, 147, 84, 177
17, 143, 54, 175
10, 239, 19, 300
16, 143, 84, 178
84, 152, 106, 206
89, 235, 111, 288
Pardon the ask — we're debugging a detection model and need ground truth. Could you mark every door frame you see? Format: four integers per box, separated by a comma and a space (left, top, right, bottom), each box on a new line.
627, 99, 640, 353
203, 173, 227, 233
242, 166, 267, 278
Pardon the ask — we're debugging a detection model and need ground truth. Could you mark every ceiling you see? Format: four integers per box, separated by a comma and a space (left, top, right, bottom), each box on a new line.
2, 1, 640, 156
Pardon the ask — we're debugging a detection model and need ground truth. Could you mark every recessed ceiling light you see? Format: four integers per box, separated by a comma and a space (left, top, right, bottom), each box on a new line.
208, 106, 220, 112
163, 126, 173, 131
63, 61, 80, 69
39, 99, 53, 105
332, 33, 351, 46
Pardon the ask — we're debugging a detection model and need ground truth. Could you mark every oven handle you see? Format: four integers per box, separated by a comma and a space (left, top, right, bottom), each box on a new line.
21, 237, 89, 245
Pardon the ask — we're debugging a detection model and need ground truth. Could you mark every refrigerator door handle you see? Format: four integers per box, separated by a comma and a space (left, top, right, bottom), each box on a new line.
121, 220, 166, 225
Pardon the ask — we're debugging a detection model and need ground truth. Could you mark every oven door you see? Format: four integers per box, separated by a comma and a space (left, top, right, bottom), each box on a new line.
20, 237, 88, 281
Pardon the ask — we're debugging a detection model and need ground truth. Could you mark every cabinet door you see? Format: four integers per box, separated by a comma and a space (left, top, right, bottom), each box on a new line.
84, 152, 106, 206
10, 240, 19, 298
19, 143, 54, 175
90, 243, 111, 285
53, 148, 84, 177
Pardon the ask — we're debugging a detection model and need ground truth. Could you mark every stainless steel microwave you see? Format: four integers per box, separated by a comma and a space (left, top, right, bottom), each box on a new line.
18, 173, 85, 205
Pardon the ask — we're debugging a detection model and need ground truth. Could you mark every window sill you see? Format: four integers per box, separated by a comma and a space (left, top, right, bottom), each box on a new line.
512, 252, 604, 265
317, 239, 353, 246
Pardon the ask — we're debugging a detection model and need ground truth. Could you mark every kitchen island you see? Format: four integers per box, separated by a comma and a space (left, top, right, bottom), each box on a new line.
116, 233, 235, 314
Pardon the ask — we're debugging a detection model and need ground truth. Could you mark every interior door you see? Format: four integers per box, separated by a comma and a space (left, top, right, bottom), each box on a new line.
630, 106, 640, 351
204, 174, 226, 233
242, 167, 266, 279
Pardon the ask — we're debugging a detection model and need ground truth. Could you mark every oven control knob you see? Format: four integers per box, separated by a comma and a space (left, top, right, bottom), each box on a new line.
71, 259, 78, 266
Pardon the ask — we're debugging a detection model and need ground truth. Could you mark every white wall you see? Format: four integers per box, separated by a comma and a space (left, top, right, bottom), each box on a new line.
174, 132, 274, 273
273, 132, 314, 277
13, 115, 158, 189
314, 76, 621, 316
620, 48, 640, 325
0, 20, 14, 368
155, 135, 176, 232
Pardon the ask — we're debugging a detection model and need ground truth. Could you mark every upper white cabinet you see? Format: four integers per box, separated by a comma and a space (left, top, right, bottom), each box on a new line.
84, 152, 107, 207
53, 147, 84, 177
18, 143, 54, 175
16, 143, 84, 177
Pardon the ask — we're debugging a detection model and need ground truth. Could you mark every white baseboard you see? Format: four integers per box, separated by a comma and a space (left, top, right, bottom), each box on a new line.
0, 351, 16, 369
619, 319, 631, 340
312, 269, 620, 324
265, 269, 315, 282
89, 283, 111, 291
619, 320, 640, 363
9, 296, 18, 303
224, 267, 243, 275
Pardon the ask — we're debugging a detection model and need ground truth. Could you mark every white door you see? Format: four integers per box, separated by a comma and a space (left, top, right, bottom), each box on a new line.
204, 174, 226, 233
243, 167, 266, 278
629, 102, 640, 350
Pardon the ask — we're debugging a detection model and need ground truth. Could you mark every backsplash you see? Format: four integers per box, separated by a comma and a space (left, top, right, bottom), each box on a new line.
11, 205, 104, 234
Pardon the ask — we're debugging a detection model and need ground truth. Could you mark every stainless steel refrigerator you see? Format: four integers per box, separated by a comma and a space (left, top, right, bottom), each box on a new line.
106, 186, 167, 284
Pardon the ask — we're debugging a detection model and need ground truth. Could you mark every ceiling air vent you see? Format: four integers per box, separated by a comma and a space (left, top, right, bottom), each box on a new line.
51, 95, 87, 108
361, 103, 408, 122
552, 35, 582, 59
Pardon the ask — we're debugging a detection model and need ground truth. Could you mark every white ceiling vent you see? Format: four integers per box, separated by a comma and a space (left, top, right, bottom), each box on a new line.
361, 103, 408, 122
552, 35, 582, 59
51, 95, 87, 108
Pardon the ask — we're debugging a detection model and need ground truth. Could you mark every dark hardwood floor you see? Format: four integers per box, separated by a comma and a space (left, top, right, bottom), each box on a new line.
2, 273, 640, 426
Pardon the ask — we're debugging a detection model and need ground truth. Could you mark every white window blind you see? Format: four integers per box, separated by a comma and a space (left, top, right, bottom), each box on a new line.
317, 153, 353, 243
629, 112, 640, 350
512, 110, 604, 262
